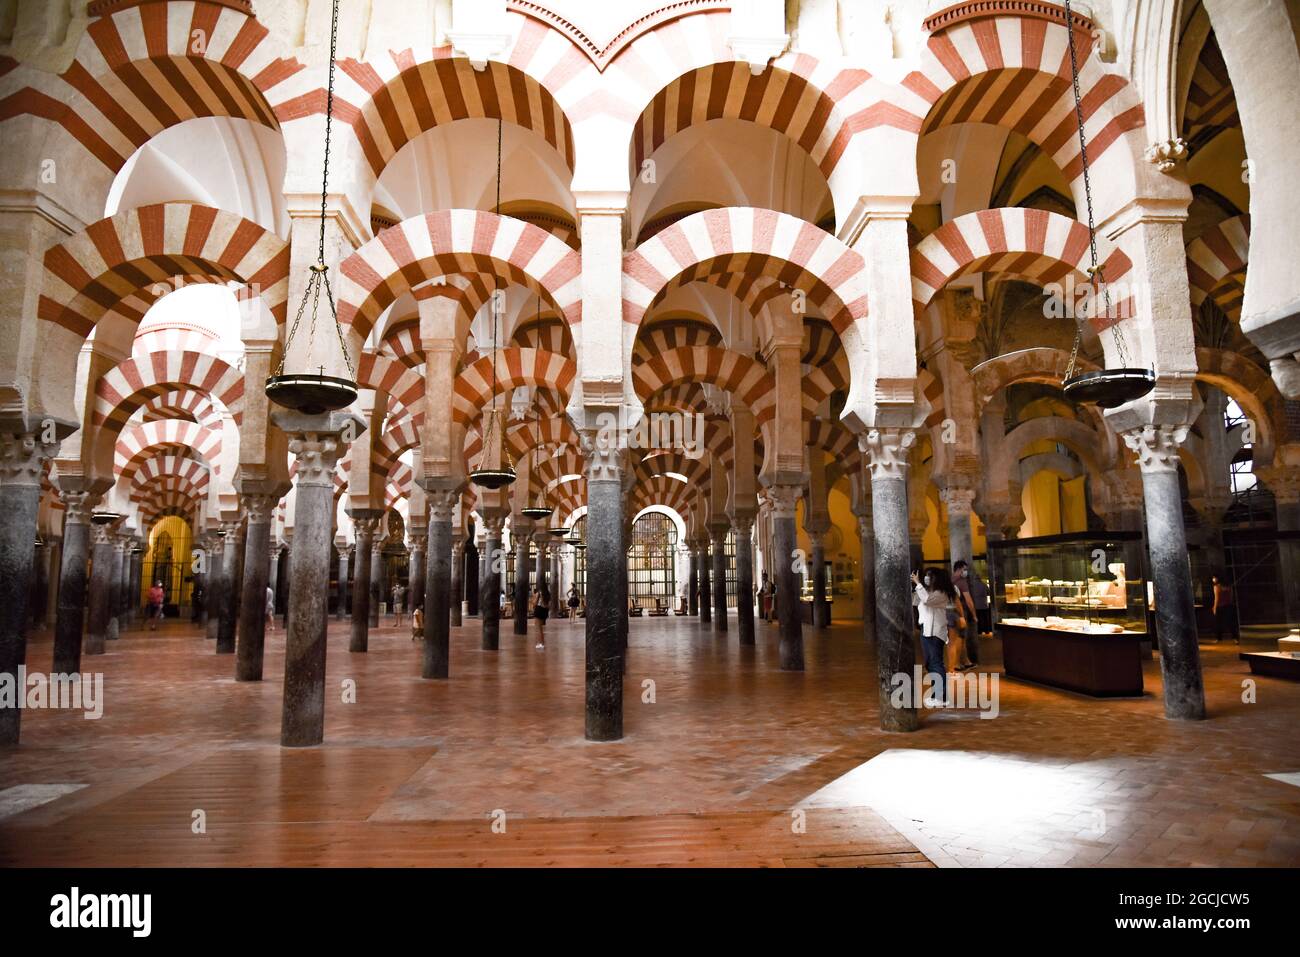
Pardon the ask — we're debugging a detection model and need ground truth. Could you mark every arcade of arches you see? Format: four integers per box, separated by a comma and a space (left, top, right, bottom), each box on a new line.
2, 0, 1299, 868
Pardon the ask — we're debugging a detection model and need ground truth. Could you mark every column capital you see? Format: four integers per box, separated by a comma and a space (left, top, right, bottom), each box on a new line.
0, 431, 60, 488
730, 513, 755, 537
242, 493, 281, 525
426, 489, 458, 521
287, 433, 348, 488
580, 436, 625, 483
219, 519, 243, 539
349, 512, 381, 543
480, 513, 506, 537
90, 522, 115, 546
1123, 424, 1188, 474
57, 487, 102, 525
939, 485, 977, 515
765, 484, 802, 519
859, 428, 916, 481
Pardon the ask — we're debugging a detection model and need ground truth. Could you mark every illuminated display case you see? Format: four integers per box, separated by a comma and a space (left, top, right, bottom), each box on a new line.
989, 532, 1148, 697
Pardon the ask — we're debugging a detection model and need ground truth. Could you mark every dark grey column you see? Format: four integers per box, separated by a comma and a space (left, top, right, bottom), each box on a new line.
535, 541, 547, 601
269, 545, 282, 618
450, 539, 464, 626
128, 545, 143, 628
857, 510, 876, 641
734, 515, 755, 645
768, 487, 804, 670
698, 541, 712, 624
811, 536, 831, 628
205, 539, 223, 641
688, 552, 698, 615
408, 538, 425, 611
423, 491, 456, 678
0, 429, 60, 745
368, 539, 382, 628
216, 520, 241, 654
583, 446, 624, 740
513, 529, 530, 635
348, 513, 378, 652
277, 412, 363, 747
863, 430, 918, 732
469, 541, 483, 616
1272, 482, 1300, 623
106, 539, 125, 640
549, 549, 561, 616
480, 518, 503, 650
52, 490, 95, 676
336, 547, 349, 619
1126, 425, 1206, 720
710, 528, 728, 632
84, 521, 117, 657
236, 493, 280, 681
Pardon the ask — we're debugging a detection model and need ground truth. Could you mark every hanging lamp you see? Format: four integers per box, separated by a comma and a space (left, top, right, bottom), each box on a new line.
469, 119, 517, 490
1057, 0, 1154, 409
266, 0, 358, 415
521, 433, 553, 520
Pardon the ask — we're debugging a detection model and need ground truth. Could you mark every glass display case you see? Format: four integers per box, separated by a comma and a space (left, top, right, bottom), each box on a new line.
989, 532, 1148, 696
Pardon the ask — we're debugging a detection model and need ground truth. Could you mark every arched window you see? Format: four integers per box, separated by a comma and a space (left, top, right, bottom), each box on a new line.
1225, 397, 1256, 495
628, 513, 677, 602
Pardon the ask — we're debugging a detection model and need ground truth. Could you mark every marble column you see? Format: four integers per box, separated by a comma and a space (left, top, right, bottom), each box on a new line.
1124, 425, 1206, 720
733, 515, 755, 645
348, 513, 379, 653
583, 445, 624, 741
368, 538, 382, 628
513, 528, 531, 635
336, 547, 349, 620
128, 545, 143, 627
710, 527, 728, 632
52, 491, 96, 676
863, 429, 919, 732
277, 413, 362, 747
687, 551, 699, 615
408, 539, 425, 611
423, 490, 457, 678
269, 544, 283, 618
811, 533, 831, 629
42, 538, 61, 631
535, 540, 547, 601
1261, 469, 1300, 624
236, 493, 280, 682
698, 540, 712, 624
205, 537, 223, 641
105, 537, 125, 641
942, 485, 976, 570
450, 538, 464, 627
216, 519, 242, 654
480, 516, 504, 651
857, 511, 876, 640
767, 486, 804, 670
549, 547, 561, 616
468, 539, 482, 616
84, 520, 117, 657
0, 429, 61, 745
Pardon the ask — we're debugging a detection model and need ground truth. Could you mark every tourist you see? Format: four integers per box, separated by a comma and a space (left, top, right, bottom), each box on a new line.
970, 566, 992, 637
147, 580, 165, 630
532, 585, 550, 648
411, 605, 423, 642
392, 582, 406, 627
912, 568, 960, 705
1211, 572, 1237, 643
265, 585, 276, 632
953, 560, 979, 668
190, 581, 204, 623
568, 584, 580, 619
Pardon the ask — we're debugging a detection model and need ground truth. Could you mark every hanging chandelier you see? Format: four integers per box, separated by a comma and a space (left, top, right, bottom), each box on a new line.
548, 526, 569, 538
1058, 0, 1154, 409
266, 0, 358, 415
521, 440, 553, 520
469, 119, 517, 490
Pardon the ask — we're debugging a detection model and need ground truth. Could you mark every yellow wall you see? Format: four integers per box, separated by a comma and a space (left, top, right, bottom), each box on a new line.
142, 515, 194, 606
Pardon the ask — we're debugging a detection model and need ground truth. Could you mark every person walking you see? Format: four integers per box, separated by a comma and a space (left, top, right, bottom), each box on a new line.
532, 585, 550, 648
970, 566, 992, 637
190, 581, 204, 623
1211, 572, 1238, 643
953, 560, 979, 668
912, 568, 961, 705
567, 584, 580, 620
392, 582, 406, 627
265, 584, 276, 632
411, 605, 424, 642
147, 581, 165, 630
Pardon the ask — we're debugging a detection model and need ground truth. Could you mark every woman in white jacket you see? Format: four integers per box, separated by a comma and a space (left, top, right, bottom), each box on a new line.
912, 568, 961, 704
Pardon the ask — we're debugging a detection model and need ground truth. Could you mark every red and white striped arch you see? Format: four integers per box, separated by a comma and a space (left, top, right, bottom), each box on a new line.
900, 11, 1146, 187
127, 453, 210, 503
39, 203, 289, 341
0, 1, 302, 172
452, 348, 576, 426
93, 350, 244, 433
633, 319, 723, 358
1186, 215, 1250, 321
632, 345, 771, 410
356, 353, 425, 418
337, 210, 582, 342
511, 317, 573, 354
115, 418, 223, 475
131, 323, 222, 359
142, 389, 223, 427
910, 208, 1133, 312
624, 208, 869, 335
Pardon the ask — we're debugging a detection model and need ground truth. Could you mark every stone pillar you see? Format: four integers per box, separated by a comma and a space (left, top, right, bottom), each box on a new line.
43, 538, 62, 632
52, 490, 96, 675
535, 539, 547, 599
336, 547, 349, 619
84, 520, 117, 657
0, 429, 60, 744
513, 527, 530, 635
1268, 473, 1300, 624
1124, 425, 1206, 720
205, 535, 223, 642
235, 493, 281, 682
583, 444, 624, 740
810, 533, 831, 629
863, 429, 919, 733
710, 527, 728, 631
857, 510, 876, 639
480, 515, 504, 651
105, 537, 125, 641
450, 538, 464, 626
698, 540, 712, 624
687, 550, 699, 615
767, 486, 804, 670
216, 519, 242, 654
277, 412, 362, 747
733, 515, 755, 645
469, 538, 483, 616
423, 490, 457, 678
128, 545, 143, 627
408, 539, 425, 611
348, 513, 378, 653
942, 485, 976, 571
369, 537, 382, 628
269, 544, 283, 617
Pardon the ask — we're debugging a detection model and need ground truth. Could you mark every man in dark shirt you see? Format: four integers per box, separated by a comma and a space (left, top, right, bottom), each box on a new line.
953, 560, 980, 667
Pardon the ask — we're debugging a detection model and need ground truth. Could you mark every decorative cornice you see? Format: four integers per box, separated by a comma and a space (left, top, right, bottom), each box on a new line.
88, 0, 253, 16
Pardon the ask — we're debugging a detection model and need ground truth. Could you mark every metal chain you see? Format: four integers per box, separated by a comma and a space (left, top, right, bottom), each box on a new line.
1062, 0, 1131, 375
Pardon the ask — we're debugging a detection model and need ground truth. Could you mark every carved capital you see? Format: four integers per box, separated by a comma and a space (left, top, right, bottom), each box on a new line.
1123, 424, 1187, 474
58, 488, 101, 525
730, 514, 755, 539
1145, 138, 1188, 173
351, 514, 381, 544
288, 432, 346, 488
427, 489, 458, 522
860, 428, 916, 481
91, 523, 115, 547
939, 486, 978, 516
242, 493, 280, 526
766, 484, 802, 519
480, 514, 506, 537
0, 431, 59, 488
581, 440, 624, 483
